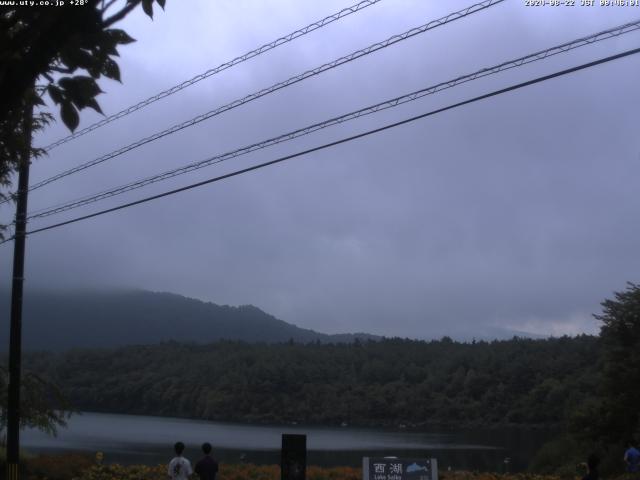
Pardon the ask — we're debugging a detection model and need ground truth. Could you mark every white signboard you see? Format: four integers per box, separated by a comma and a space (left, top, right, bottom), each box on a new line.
363, 457, 437, 480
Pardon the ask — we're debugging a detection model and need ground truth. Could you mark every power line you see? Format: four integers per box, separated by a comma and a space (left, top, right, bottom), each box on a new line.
41, 0, 385, 152
25, 0, 504, 194
14, 45, 639, 241
26, 19, 640, 220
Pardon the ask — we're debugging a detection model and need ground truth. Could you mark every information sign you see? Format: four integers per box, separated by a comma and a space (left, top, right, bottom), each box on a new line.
362, 457, 437, 480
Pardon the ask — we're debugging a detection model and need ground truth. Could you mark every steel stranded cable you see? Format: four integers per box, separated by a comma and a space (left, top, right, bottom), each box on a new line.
26, 19, 640, 220
10, 45, 637, 241
24, 0, 504, 194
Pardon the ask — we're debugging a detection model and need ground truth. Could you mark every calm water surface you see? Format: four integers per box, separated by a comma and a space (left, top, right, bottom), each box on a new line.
22, 412, 553, 472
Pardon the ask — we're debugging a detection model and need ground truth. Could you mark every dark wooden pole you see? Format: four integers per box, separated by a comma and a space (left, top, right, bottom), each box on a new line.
6, 104, 33, 480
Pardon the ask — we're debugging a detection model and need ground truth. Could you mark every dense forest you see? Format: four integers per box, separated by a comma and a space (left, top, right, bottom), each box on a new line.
24, 335, 599, 428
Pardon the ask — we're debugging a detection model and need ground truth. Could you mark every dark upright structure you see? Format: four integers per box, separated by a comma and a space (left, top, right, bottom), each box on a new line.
281, 434, 306, 480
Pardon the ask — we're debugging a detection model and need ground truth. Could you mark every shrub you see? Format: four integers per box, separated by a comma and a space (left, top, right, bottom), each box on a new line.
25, 454, 94, 480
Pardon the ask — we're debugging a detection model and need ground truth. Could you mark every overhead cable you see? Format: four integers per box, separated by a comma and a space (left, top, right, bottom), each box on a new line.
11, 45, 638, 241
26, 19, 640, 220
25, 0, 504, 194
41, 0, 385, 151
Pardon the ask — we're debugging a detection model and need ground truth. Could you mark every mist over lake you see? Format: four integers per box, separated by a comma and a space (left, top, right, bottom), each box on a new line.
22, 412, 554, 472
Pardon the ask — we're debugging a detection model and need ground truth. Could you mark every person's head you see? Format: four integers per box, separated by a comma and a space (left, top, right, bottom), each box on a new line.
628, 439, 636, 448
202, 442, 212, 455
587, 453, 599, 471
174, 442, 185, 456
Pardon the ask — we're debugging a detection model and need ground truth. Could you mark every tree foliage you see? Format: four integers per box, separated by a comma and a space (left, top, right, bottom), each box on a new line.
595, 282, 640, 442
25, 335, 600, 428
536, 283, 640, 476
0, 364, 72, 436
0, 0, 166, 207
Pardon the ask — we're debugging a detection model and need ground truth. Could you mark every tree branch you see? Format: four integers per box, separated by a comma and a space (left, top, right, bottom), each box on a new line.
103, 0, 141, 27
50, 66, 74, 74
100, 0, 119, 14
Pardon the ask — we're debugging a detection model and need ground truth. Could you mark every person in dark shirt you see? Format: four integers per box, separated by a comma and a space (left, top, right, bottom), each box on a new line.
194, 442, 219, 480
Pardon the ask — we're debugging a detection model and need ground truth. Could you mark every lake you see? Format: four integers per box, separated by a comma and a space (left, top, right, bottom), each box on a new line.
21, 412, 553, 472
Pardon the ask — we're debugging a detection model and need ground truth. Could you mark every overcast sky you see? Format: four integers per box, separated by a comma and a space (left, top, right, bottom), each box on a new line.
1, 0, 639, 339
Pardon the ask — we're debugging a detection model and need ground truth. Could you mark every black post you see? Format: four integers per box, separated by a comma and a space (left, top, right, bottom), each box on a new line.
6, 105, 32, 480
281, 434, 306, 480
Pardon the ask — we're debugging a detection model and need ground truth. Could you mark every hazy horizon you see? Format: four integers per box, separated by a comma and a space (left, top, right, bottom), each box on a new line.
2, 285, 569, 341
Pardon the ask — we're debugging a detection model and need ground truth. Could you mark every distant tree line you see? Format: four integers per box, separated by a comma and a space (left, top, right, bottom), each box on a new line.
7, 282, 640, 476
24, 335, 600, 428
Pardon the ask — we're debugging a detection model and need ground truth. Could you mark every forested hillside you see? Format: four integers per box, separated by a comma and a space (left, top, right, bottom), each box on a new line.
0, 290, 377, 350
25, 335, 599, 427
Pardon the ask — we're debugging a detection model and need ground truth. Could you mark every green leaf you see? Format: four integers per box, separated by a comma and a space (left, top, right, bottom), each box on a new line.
47, 85, 64, 105
87, 63, 101, 79
60, 48, 95, 72
58, 76, 103, 113
102, 58, 121, 82
156, 0, 166, 8
107, 29, 136, 45
98, 36, 120, 56
84, 97, 104, 115
60, 102, 79, 132
59, 76, 103, 101
142, 0, 153, 18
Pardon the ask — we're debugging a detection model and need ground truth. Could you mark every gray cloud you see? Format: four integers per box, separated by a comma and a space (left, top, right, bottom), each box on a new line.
2, 0, 639, 338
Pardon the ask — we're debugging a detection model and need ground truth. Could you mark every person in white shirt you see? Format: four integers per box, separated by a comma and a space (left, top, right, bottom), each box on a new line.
168, 441, 193, 480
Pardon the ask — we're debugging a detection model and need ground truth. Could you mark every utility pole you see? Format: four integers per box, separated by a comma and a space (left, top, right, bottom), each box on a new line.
6, 103, 33, 480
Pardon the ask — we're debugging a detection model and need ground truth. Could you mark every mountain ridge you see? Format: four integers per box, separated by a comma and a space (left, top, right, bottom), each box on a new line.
0, 288, 379, 351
